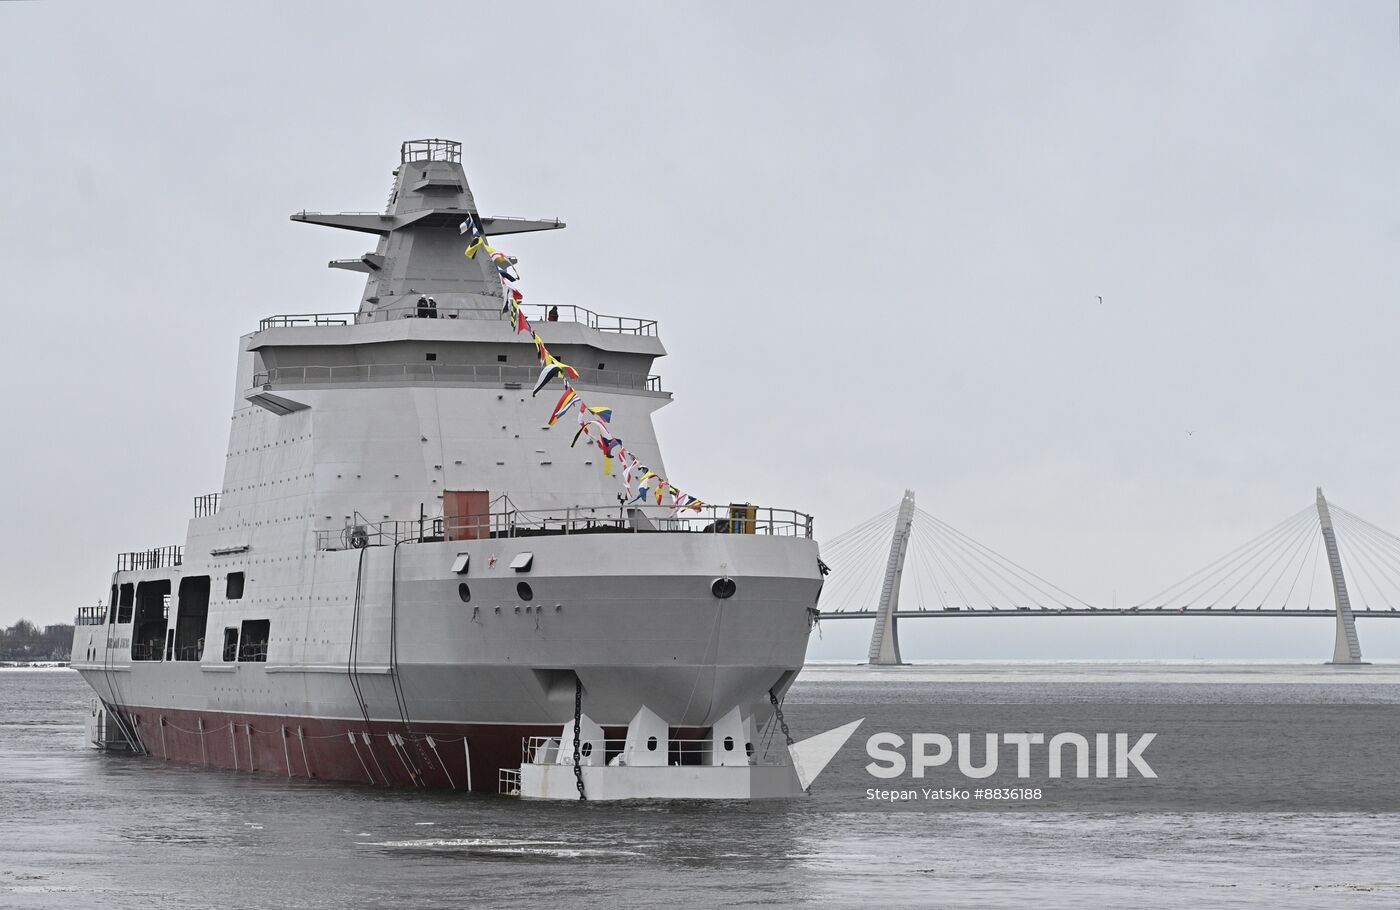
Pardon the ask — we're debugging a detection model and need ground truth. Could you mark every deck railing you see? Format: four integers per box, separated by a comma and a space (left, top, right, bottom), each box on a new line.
400, 138, 461, 163
316, 504, 812, 551
75, 605, 106, 626
116, 546, 183, 572
259, 303, 657, 335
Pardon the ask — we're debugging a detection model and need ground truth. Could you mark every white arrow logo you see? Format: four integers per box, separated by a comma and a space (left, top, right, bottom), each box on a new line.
788, 719, 864, 790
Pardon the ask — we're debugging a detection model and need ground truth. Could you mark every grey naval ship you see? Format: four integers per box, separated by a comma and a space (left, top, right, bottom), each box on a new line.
71, 139, 826, 799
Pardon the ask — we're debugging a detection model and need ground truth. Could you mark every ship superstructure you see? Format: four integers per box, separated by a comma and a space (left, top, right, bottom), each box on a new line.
72, 139, 822, 798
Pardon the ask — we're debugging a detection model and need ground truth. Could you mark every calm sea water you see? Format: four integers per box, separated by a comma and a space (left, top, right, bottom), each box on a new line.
2, 663, 1398, 909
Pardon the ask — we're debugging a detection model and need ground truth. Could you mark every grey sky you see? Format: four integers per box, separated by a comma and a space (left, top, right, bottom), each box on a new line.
2, 1, 1397, 659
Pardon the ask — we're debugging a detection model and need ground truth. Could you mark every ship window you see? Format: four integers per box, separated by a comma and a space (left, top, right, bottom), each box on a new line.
724, 736, 735, 752
227, 572, 245, 600
711, 578, 737, 600
238, 619, 270, 662
425, 353, 437, 361
516, 581, 534, 601
497, 354, 507, 363
117, 583, 135, 624
108, 584, 118, 624
222, 628, 238, 662
458, 583, 471, 603
597, 362, 605, 370
174, 576, 211, 661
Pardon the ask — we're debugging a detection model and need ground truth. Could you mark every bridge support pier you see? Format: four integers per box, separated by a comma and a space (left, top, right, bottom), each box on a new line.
868, 490, 916, 666
1316, 488, 1368, 666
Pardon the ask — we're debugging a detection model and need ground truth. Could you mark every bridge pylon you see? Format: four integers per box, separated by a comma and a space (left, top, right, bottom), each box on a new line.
1316, 488, 1368, 666
867, 490, 916, 666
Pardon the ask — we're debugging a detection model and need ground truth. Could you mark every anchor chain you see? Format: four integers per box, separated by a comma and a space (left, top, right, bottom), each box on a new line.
573, 677, 587, 801
769, 689, 795, 748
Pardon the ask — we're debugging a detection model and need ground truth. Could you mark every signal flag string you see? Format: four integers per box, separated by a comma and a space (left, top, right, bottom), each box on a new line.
460, 213, 706, 514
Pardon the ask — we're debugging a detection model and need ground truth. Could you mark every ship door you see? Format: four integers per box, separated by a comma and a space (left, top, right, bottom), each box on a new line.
130, 580, 171, 661
444, 490, 490, 541
173, 576, 211, 661
727, 503, 757, 534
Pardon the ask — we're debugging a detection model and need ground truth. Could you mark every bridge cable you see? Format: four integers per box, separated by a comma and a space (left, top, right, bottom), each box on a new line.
919, 521, 1034, 608
1280, 526, 1321, 607
912, 524, 974, 608
1134, 506, 1314, 609
1306, 533, 1322, 608
908, 532, 948, 610
920, 510, 1091, 609
1133, 506, 1313, 607
820, 518, 898, 611
921, 522, 996, 608
1214, 515, 1318, 608
916, 518, 1061, 611
1190, 512, 1313, 609
922, 522, 1024, 608
822, 505, 900, 548
1168, 508, 1316, 609
1266, 525, 1321, 609
1235, 519, 1315, 609
1203, 511, 1317, 608
817, 505, 900, 613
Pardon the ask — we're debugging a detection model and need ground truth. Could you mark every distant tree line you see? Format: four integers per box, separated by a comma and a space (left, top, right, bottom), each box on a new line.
0, 620, 73, 662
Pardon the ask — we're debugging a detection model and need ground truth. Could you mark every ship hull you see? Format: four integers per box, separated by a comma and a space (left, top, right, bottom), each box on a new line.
90, 702, 569, 791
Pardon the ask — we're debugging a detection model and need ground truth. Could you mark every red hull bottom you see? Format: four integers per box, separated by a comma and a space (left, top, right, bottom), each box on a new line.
109, 704, 558, 793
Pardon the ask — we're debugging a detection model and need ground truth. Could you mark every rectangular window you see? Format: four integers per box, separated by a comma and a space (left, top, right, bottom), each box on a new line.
108, 584, 118, 624
238, 620, 270, 663
222, 627, 238, 662
227, 572, 245, 600
117, 583, 135, 624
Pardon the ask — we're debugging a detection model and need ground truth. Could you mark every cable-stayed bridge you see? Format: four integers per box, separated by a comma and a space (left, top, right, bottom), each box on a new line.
818, 489, 1400, 666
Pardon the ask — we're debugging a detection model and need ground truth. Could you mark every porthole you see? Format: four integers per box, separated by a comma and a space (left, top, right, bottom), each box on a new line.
745, 742, 754, 758
647, 735, 658, 752
723, 735, 734, 752
711, 577, 737, 599
458, 583, 471, 603
517, 581, 534, 601
581, 742, 593, 757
